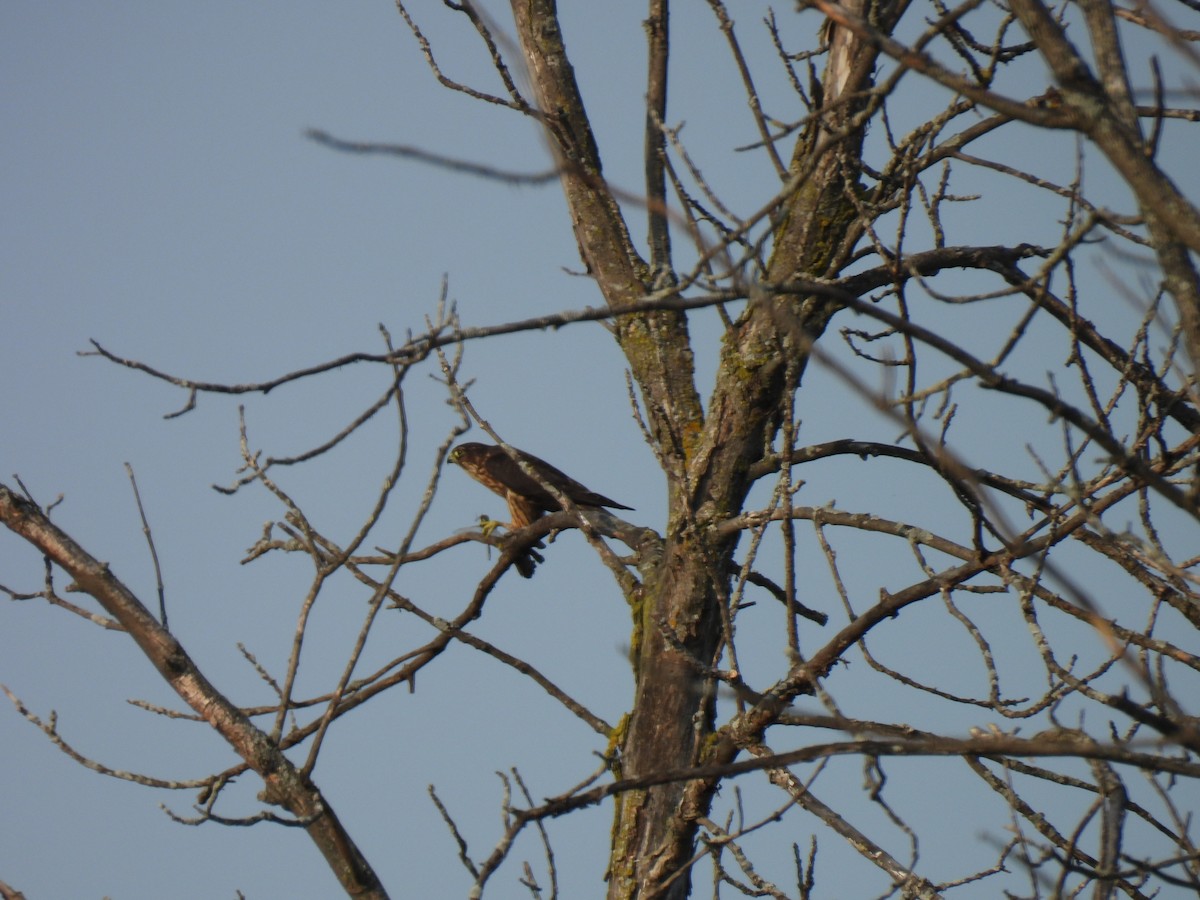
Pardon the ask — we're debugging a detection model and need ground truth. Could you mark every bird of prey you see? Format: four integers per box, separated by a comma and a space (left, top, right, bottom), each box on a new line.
448, 441, 632, 576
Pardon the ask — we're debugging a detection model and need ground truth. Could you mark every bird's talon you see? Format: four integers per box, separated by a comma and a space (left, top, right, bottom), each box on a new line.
477, 515, 505, 538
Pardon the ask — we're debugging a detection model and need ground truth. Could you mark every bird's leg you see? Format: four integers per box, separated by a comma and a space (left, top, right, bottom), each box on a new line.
471, 515, 545, 577
477, 513, 507, 538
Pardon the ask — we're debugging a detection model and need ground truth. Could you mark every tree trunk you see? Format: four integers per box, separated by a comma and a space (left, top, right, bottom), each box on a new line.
508, 1, 894, 894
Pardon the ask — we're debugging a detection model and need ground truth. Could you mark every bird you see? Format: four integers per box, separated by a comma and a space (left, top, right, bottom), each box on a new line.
448, 441, 633, 577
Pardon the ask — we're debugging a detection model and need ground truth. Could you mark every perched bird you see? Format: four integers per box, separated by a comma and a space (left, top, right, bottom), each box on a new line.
448, 441, 633, 576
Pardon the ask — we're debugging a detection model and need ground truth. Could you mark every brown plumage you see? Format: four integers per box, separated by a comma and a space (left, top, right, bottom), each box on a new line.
448, 441, 632, 576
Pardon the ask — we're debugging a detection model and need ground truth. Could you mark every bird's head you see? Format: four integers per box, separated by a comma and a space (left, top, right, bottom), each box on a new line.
448, 443, 484, 467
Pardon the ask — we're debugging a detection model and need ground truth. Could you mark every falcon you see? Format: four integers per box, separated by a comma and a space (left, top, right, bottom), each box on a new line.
448, 441, 632, 576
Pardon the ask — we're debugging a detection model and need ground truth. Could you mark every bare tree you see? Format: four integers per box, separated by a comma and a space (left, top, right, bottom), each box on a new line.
5, 1, 1200, 897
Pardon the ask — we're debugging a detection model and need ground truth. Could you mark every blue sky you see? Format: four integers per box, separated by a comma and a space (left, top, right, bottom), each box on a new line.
1, 5, 688, 896
4, 3, 1199, 898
